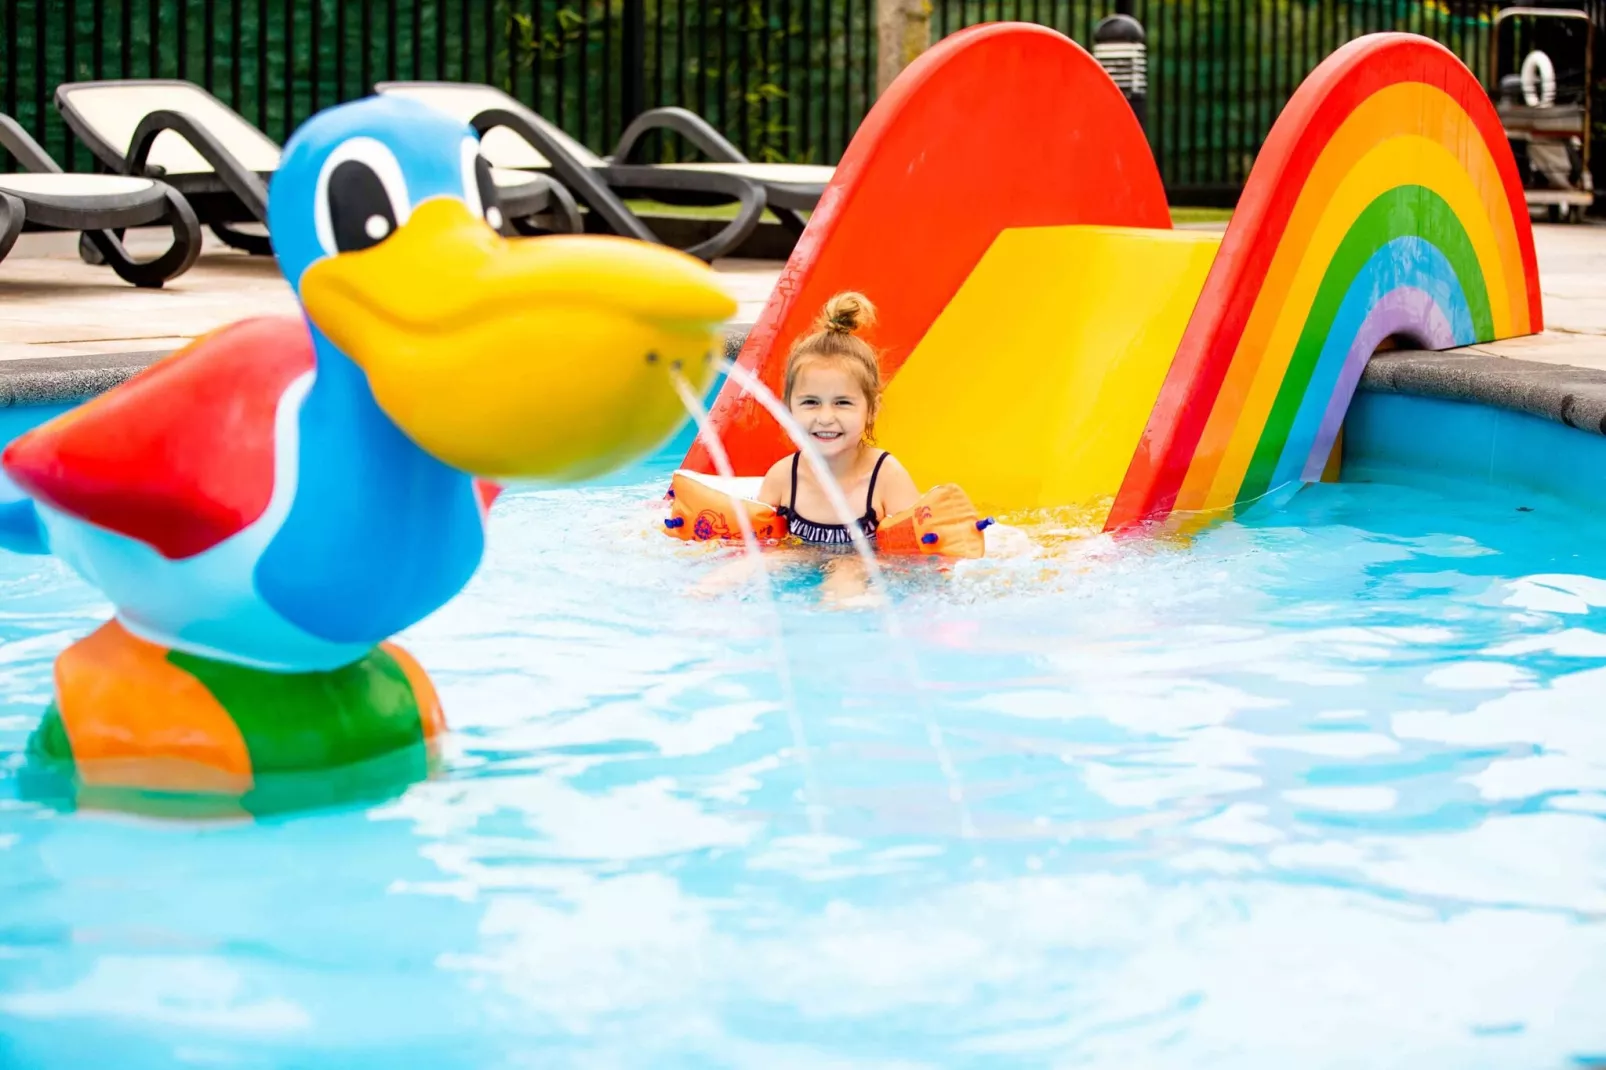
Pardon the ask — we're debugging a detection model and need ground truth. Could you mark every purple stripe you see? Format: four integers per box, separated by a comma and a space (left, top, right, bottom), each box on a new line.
1300, 286, 1458, 481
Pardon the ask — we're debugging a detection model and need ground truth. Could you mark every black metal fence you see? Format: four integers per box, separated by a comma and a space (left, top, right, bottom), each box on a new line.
0, 0, 1598, 201
0, 0, 878, 172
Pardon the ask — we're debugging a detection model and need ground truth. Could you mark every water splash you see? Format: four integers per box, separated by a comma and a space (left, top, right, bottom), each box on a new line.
669, 370, 825, 836
716, 358, 975, 838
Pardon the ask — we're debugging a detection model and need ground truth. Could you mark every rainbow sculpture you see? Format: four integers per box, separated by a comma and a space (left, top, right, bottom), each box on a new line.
682, 26, 1543, 532
1105, 32, 1544, 529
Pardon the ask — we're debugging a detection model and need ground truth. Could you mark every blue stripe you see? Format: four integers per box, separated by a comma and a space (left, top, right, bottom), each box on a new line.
1269, 236, 1476, 490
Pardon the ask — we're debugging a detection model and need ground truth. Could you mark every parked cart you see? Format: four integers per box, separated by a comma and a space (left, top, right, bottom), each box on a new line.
1490, 6, 1595, 222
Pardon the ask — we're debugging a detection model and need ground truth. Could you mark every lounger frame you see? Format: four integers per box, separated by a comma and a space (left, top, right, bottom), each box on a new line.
0, 112, 201, 287
611, 106, 813, 232
55, 79, 581, 257
376, 81, 769, 261
56, 79, 277, 255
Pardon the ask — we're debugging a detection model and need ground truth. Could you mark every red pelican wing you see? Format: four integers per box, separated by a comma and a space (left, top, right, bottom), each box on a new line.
3, 317, 317, 560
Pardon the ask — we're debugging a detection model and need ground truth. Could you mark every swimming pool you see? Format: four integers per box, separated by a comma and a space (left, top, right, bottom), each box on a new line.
2, 420, 1604, 1068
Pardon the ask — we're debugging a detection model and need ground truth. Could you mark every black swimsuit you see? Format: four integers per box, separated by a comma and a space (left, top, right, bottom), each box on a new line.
777, 451, 889, 546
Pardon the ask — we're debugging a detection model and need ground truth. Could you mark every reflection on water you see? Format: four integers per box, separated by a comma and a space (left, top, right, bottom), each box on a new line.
2, 453, 1606, 1067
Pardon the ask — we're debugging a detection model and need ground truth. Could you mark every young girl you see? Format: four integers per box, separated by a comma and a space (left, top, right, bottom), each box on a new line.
756, 291, 920, 546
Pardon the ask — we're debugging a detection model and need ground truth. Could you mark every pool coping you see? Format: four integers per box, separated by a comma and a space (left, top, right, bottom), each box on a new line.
5, 329, 1606, 442
0, 349, 175, 408
1358, 347, 1606, 437
0, 329, 757, 408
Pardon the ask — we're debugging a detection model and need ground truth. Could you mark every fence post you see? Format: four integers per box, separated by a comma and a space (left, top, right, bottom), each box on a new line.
621, 0, 647, 130
877, 0, 932, 96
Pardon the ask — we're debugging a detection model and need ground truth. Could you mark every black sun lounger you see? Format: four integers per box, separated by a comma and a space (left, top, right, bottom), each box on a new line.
53, 79, 583, 258
610, 105, 832, 235
0, 111, 200, 287
375, 81, 776, 261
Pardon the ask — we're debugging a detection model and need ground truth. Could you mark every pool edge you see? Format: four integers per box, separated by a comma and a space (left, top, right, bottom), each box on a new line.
0, 328, 757, 408
7, 333, 1606, 448
1359, 348, 1606, 439
0, 350, 176, 408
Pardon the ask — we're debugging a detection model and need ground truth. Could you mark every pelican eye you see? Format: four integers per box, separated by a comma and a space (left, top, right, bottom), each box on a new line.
329, 162, 400, 253
313, 136, 411, 258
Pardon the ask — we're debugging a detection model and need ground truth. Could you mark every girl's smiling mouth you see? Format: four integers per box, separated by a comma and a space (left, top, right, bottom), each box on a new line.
812, 430, 843, 440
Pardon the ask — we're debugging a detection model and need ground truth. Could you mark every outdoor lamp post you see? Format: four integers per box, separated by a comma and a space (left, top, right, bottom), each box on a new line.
1093, 13, 1148, 132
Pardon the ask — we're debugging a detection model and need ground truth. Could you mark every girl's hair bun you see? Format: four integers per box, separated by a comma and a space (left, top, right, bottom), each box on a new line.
817, 291, 877, 335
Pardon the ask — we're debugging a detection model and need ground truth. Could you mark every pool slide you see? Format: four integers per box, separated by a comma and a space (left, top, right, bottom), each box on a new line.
680, 23, 1544, 531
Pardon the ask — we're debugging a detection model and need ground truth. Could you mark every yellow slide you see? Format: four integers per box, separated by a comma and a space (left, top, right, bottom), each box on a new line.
875, 225, 1221, 516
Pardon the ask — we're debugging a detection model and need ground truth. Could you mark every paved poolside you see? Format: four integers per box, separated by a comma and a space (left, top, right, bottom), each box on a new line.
0, 228, 783, 363
2, 220, 1604, 370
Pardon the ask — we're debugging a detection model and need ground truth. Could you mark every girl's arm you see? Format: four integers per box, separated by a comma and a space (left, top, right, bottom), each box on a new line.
874, 455, 922, 518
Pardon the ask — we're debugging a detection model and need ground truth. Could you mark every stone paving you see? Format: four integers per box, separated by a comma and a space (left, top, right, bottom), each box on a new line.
1458, 221, 1606, 370
0, 229, 783, 362
2, 220, 1604, 369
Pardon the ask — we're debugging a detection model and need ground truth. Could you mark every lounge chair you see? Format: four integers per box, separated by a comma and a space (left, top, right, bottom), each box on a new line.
375, 81, 779, 261
52, 79, 583, 259
611, 106, 833, 234
0, 111, 201, 287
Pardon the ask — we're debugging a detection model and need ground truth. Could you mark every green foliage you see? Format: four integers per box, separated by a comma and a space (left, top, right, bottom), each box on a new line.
507, 5, 589, 67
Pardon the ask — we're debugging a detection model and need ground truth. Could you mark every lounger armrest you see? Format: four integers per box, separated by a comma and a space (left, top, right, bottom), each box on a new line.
470, 106, 658, 245
0, 114, 62, 174
600, 164, 767, 261
127, 109, 269, 220
611, 107, 749, 165
0, 191, 23, 263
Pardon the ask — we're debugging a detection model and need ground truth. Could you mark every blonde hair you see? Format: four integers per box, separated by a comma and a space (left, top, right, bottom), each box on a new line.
783, 292, 883, 441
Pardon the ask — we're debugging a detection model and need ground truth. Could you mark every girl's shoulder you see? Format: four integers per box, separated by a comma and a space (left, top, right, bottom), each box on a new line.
871, 450, 915, 486
873, 450, 909, 474
870, 450, 920, 515
757, 452, 797, 506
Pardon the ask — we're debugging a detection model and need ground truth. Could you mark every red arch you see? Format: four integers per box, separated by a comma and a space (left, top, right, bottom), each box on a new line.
682, 21, 1170, 476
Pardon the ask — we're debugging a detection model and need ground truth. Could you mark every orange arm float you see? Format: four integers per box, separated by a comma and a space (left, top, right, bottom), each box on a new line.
664, 470, 788, 543
663, 472, 988, 559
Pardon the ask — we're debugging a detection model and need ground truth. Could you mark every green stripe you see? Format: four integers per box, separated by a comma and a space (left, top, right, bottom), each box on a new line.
26, 704, 75, 770
168, 646, 428, 775
1237, 186, 1493, 504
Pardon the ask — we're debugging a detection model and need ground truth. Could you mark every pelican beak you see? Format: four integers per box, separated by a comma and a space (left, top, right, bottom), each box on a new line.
298, 198, 734, 480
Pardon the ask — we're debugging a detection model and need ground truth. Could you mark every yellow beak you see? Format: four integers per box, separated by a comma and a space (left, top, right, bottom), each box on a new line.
298, 198, 734, 480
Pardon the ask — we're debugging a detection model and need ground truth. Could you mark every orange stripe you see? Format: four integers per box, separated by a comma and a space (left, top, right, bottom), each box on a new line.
382, 641, 446, 741
55, 620, 254, 794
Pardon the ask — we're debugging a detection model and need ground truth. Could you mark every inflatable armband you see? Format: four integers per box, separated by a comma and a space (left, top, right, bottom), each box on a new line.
665, 470, 788, 543
664, 471, 989, 560
875, 484, 989, 560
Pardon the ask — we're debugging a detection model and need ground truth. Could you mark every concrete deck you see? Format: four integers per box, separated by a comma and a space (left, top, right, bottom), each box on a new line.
0, 228, 782, 363
2, 221, 1605, 428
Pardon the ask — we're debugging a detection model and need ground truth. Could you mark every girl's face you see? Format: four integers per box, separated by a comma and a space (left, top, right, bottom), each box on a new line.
788, 360, 871, 461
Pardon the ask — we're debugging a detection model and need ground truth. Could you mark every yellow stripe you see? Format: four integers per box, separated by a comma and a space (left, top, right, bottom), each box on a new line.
877, 225, 1219, 513
1175, 83, 1526, 514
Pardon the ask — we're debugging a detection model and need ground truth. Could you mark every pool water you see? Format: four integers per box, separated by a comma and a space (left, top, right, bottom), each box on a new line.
2, 433, 1605, 1069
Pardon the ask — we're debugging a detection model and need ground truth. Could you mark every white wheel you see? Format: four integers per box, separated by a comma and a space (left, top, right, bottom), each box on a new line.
1521, 49, 1557, 108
